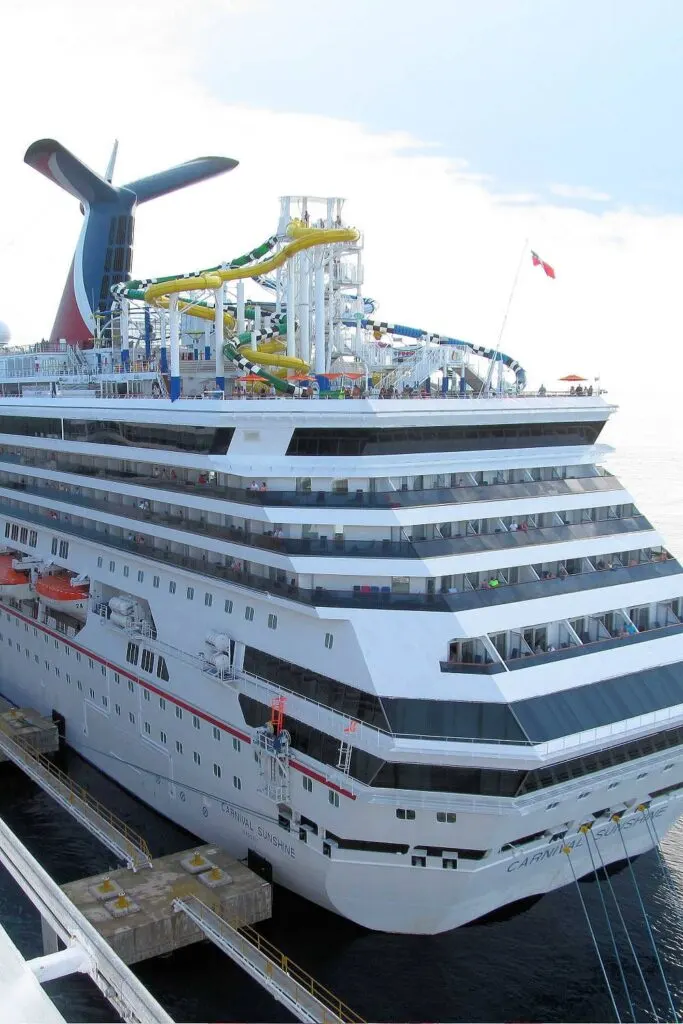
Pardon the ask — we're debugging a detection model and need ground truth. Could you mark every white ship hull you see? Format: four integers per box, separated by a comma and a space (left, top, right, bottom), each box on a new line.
0, 594, 679, 935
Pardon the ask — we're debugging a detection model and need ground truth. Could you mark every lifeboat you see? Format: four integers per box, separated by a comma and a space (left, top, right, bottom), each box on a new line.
0, 553, 32, 599
36, 573, 89, 620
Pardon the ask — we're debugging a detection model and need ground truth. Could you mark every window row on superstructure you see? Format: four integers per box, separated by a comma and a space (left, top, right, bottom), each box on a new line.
285, 420, 607, 455
444, 595, 683, 672
0, 498, 673, 614
230, 641, 683, 750
238, 691, 683, 798
0, 414, 607, 457
0, 443, 617, 509
0, 471, 647, 560
0, 416, 234, 454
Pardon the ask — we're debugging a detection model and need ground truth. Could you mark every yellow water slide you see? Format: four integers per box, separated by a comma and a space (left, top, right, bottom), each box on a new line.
142, 220, 359, 376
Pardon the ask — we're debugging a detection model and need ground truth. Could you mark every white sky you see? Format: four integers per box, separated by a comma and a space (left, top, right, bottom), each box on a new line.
1, 0, 680, 396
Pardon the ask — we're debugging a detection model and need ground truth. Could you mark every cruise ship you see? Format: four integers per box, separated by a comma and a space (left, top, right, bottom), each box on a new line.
0, 137, 681, 935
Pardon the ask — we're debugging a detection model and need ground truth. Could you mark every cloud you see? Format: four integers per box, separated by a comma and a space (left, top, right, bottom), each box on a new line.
549, 183, 612, 202
1, 0, 682, 401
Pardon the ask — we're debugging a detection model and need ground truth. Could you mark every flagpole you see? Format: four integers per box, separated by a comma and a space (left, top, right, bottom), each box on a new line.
495, 235, 529, 353
481, 236, 528, 395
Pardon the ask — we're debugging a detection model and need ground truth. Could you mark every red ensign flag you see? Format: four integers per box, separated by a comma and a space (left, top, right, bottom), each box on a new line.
531, 251, 556, 279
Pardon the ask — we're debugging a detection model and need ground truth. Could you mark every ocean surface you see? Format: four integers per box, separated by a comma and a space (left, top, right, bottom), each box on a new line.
2, 391, 683, 1024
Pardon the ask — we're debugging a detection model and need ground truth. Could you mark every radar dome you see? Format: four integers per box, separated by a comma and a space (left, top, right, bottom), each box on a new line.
0, 322, 10, 346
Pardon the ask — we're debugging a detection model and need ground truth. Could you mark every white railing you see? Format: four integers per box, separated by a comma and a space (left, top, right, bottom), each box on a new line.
0, 818, 171, 1024
380, 345, 446, 392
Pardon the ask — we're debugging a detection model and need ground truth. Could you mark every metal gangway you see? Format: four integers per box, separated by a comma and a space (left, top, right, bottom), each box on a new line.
0, 816, 172, 1024
0, 717, 152, 870
174, 895, 364, 1024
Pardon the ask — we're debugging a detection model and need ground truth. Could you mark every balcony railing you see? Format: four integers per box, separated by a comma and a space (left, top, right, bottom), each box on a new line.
0, 499, 675, 614
0, 479, 651, 561
0, 452, 618, 509
503, 620, 683, 670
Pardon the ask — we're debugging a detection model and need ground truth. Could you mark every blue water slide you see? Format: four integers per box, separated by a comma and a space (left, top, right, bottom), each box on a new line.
346, 317, 526, 388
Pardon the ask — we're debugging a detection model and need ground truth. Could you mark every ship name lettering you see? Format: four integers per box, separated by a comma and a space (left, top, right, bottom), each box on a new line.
257, 825, 296, 858
507, 806, 666, 872
222, 803, 256, 832
506, 836, 584, 872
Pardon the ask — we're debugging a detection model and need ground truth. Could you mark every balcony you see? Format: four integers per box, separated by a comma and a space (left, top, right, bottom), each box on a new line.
1, 499, 676, 614
1, 451, 619, 510
442, 558, 680, 611
0, 479, 651, 562
504, 620, 683, 670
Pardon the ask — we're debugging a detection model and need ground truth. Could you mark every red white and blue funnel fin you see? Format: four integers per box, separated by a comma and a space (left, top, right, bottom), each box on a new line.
25, 139, 238, 345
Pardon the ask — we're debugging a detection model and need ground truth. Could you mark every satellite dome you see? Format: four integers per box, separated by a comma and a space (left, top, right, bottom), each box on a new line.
0, 322, 10, 346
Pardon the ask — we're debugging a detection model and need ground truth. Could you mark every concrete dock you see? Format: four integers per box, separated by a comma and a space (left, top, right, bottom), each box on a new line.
0, 698, 59, 759
61, 845, 272, 965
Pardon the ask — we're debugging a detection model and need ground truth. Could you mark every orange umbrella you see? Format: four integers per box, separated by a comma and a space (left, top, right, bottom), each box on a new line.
237, 374, 266, 381
558, 374, 588, 382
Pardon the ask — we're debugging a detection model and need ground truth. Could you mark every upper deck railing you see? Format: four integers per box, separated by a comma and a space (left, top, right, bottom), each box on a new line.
0, 354, 604, 402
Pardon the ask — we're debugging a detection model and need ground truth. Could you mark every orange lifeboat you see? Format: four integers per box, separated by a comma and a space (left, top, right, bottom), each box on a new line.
36, 573, 89, 620
0, 553, 32, 598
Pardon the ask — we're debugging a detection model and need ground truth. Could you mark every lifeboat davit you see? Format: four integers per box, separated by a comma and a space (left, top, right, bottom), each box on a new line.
36, 573, 89, 620
0, 553, 32, 599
